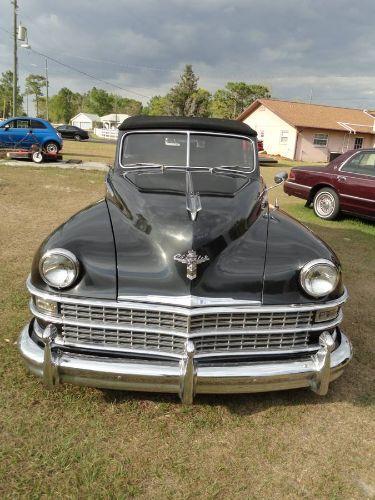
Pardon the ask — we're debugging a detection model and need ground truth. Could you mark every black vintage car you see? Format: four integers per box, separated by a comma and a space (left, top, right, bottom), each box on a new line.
19, 116, 352, 403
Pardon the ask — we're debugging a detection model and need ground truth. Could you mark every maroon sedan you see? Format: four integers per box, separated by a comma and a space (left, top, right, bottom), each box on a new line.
284, 149, 375, 220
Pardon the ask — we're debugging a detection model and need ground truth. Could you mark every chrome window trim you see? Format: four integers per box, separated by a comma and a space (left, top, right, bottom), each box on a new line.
30, 299, 343, 337
118, 129, 257, 174
27, 276, 348, 314
338, 150, 375, 178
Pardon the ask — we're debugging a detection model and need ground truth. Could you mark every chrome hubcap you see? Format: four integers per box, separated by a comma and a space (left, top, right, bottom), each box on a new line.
316, 192, 335, 217
46, 143, 57, 153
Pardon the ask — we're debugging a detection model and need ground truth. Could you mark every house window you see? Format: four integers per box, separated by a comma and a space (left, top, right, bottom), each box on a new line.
280, 130, 289, 144
313, 133, 328, 147
354, 137, 364, 149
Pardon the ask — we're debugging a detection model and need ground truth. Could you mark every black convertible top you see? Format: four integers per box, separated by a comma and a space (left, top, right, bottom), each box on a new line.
118, 115, 257, 137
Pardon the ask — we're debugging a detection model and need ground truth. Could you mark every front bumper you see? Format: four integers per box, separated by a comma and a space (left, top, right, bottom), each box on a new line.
19, 322, 352, 403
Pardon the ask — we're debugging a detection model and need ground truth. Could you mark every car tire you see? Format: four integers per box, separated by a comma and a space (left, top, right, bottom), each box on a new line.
74, 134, 81, 141
44, 141, 59, 154
313, 188, 340, 220
32, 151, 43, 163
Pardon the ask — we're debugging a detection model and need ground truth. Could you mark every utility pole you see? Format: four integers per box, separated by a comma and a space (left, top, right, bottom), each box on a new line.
309, 88, 313, 104
12, 0, 18, 117
45, 58, 49, 120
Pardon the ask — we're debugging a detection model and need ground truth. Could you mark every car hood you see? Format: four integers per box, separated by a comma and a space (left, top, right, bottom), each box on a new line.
106, 168, 269, 303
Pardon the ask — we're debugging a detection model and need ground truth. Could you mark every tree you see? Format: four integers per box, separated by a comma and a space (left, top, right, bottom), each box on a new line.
143, 95, 169, 116
25, 74, 46, 116
111, 94, 142, 115
82, 87, 113, 116
210, 82, 271, 119
166, 65, 211, 117
46, 87, 82, 123
0, 70, 22, 117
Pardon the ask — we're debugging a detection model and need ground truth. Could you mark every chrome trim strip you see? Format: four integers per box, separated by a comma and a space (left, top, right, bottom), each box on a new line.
338, 150, 375, 176
340, 193, 375, 203
118, 129, 257, 174
30, 299, 343, 337
51, 337, 321, 359
27, 276, 348, 314
117, 294, 262, 308
284, 181, 311, 190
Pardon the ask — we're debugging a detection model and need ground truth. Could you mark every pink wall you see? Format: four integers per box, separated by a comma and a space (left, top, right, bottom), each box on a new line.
295, 129, 375, 162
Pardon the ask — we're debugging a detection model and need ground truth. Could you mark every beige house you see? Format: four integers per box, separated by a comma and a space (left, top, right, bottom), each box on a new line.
238, 99, 375, 162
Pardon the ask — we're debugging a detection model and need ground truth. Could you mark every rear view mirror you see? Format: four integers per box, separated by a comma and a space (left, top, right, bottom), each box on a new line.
274, 171, 288, 184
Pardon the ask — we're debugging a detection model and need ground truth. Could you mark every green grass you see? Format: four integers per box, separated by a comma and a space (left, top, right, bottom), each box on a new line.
0, 158, 374, 499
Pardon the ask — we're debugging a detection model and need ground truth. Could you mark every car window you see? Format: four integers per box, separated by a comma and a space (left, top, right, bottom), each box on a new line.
342, 152, 375, 177
6, 120, 17, 128
122, 132, 187, 166
190, 134, 254, 169
16, 119, 30, 129
31, 120, 47, 129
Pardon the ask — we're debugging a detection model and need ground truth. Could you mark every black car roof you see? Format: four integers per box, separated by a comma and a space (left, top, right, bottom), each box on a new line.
118, 115, 257, 138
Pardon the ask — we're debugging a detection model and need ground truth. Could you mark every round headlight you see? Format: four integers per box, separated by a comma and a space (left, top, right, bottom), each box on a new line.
39, 249, 79, 289
300, 259, 339, 298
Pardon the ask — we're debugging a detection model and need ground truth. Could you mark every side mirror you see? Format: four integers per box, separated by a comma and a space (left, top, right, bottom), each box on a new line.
4, 124, 10, 130
274, 171, 288, 184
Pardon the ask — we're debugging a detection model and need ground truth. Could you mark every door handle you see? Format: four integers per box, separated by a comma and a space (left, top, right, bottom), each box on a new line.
337, 175, 347, 182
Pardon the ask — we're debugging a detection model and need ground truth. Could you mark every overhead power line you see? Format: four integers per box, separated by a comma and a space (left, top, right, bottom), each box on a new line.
0, 25, 151, 98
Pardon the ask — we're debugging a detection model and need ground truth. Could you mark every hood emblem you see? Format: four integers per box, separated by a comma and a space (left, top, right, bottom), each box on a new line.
174, 250, 209, 280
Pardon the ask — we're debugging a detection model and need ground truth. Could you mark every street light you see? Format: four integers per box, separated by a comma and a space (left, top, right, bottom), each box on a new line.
19, 27, 50, 121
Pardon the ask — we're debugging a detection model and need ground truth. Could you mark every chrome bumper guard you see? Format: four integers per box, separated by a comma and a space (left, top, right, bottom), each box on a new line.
19, 323, 352, 403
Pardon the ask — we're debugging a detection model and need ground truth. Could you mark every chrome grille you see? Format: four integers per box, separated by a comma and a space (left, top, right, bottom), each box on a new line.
60, 303, 315, 333
194, 331, 309, 353
61, 325, 186, 353
60, 325, 311, 356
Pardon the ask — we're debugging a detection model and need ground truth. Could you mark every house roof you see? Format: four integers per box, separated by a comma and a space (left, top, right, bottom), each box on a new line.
71, 112, 100, 122
100, 113, 130, 122
238, 99, 375, 134
118, 115, 257, 137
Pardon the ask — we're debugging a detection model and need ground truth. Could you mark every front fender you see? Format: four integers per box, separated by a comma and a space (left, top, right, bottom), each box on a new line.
30, 200, 117, 299
262, 210, 344, 305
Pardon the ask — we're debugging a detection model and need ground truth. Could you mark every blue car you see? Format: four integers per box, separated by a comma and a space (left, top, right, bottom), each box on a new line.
0, 117, 63, 153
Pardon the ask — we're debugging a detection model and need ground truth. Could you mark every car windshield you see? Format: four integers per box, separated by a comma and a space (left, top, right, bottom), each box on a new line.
121, 132, 254, 171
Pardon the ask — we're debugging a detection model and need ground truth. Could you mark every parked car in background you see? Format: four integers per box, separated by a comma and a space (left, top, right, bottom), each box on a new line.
284, 149, 375, 220
18, 116, 352, 403
56, 124, 89, 141
0, 117, 62, 153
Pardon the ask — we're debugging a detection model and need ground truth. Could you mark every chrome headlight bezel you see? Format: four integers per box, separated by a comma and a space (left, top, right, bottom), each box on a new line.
39, 248, 79, 289
299, 259, 340, 298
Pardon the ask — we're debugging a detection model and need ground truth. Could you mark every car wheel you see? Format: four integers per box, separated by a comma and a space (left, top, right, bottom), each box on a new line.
44, 141, 59, 154
313, 188, 340, 220
74, 134, 81, 141
32, 151, 43, 163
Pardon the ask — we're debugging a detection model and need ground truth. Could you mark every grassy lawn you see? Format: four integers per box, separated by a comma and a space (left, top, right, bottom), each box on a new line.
62, 138, 116, 164
0, 154, 374, 498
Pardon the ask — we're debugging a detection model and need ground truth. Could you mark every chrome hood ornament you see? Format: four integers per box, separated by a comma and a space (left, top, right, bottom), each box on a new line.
174, 250, 209, 280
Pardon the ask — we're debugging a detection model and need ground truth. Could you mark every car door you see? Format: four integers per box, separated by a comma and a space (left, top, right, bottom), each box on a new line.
13, 118, 34, 148
30, 119, 48, 146
335, 151, 375, 217
0, 119, 15, 147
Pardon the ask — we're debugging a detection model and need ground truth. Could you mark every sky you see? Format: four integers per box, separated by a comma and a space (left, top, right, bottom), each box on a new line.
1, 0, 375, 111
